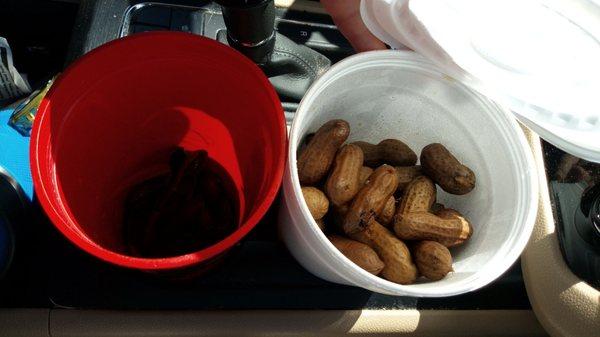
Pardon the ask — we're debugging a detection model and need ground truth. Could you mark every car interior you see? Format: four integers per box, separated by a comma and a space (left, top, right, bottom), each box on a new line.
0, 0, 598, 336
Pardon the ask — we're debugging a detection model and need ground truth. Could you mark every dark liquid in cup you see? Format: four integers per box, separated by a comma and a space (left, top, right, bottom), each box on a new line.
123, 148, 239, 258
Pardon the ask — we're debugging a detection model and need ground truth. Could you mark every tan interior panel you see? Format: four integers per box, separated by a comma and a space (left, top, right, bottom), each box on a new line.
47, 309, 546, 337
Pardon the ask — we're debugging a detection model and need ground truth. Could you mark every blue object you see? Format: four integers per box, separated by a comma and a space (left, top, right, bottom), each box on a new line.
0, 105, 33, 201
0, 104, 32, 277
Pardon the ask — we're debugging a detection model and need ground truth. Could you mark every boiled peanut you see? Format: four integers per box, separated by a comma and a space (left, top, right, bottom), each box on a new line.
298, 120, 350, 185
377, 196, 396, 226
298, 133, 315, 154
413, 241, 453, 281
396, 176, 437, 216
343, 165, 399, 235
434, 207, 474, 246
359, 166, 373, 186
352, 142, 378, 167
421, 143, 475, 195
303, 133, 315, 146
325, 144, 364, 207
301, 187, 329, 221
329, 235, 385, 275
353, 139, 417, 168
330, 203, 350, 231
316, 218, 326, 231
430, 203, 445, 213
350, 219, 417, 284
395, 166, 422, 194
336, 203, 350, 216
434, 207, 463, 219
394, 212, 472, 247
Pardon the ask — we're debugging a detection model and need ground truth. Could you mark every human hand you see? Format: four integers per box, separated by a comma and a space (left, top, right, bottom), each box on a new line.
321, 0, 386, 52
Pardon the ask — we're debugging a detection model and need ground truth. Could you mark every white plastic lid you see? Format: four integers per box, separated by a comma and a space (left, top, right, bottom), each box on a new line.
361, 0, 600, 162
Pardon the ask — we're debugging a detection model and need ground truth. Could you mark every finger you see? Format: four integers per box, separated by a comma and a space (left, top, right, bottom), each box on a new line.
321, 0, 387, 52
338, 17, 387, 52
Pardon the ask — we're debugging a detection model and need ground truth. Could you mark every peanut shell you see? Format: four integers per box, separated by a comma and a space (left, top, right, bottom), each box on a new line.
298, 120, 350, 185
420, 143, 475, 195
325, 144, 364, 207
329, 235, 385, 275
413, 240, 453, 281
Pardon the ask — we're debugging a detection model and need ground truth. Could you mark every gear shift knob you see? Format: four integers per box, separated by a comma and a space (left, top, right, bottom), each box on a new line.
215, 0, 276, 64
214, 0, 331, 101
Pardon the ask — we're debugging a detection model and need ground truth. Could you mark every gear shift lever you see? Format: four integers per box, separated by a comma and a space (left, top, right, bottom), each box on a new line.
215, 0, 276, 64
215, 0, 331, 101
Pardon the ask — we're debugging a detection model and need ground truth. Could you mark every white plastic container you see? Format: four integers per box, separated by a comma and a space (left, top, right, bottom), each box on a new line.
279, 51, 538, 297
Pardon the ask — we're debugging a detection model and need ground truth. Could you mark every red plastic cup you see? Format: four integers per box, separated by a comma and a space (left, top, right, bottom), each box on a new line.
30, 32, 286, 270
